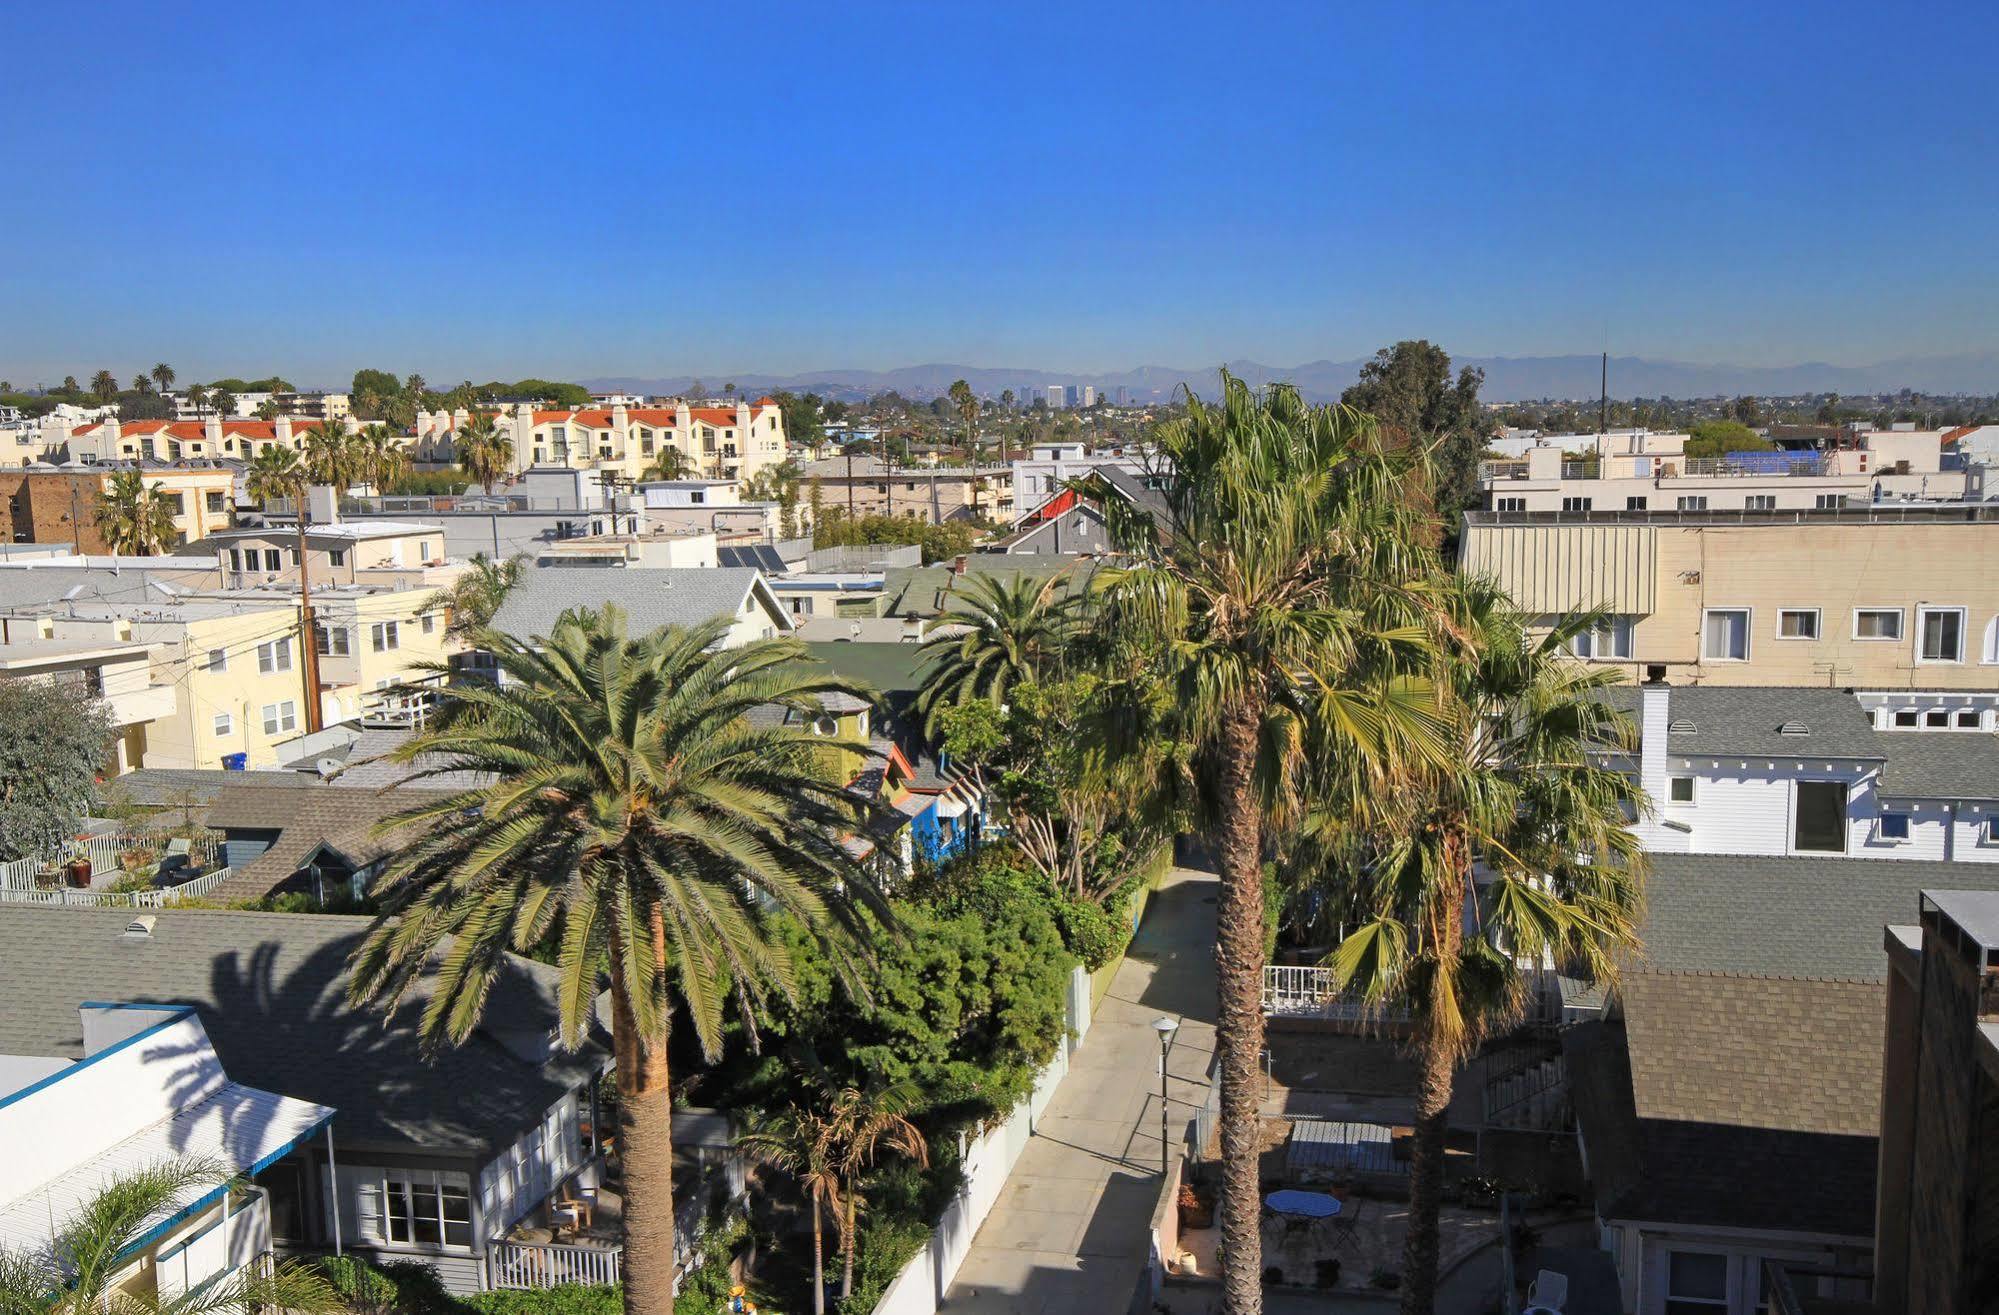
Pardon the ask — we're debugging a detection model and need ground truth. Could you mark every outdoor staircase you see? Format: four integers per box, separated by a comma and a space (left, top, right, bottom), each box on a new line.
1481, 1050, 1571, 1132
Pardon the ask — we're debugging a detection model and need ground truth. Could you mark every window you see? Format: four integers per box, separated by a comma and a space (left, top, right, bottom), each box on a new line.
257, 638, 292, 673
1703, 609, 1750, 661
205, 491, 226, 513
1776, 609, 1820, 640
1569, 615, 1633, 659
1668, 776, 1695, 804
371, 621, 400, 652
1745, 494, 1775, 510
212, 712, 232, 737
421, 612, 437, 635
1879, 812, 1911, 842
1926, 709, 1951, 728
1676, 495, 1708, 510
1560, 496, 1593, 512
1919, 606, 1966, 663
1854, 608, 1903, 641
206, 648, 228, 673
260, 700, 297, 736
1794, 780, 1847, 854
1985, 816, 1999, 846
316, 624, 350, 656
372, 1171, 472, 1250
1816, 493, 1845, 509
1493, 496, 1526, 512
264, 548, 282, 572
1665, 1251, 1729, 1315
1957, 709, 1982, 729
329, 548, 346, 567
1625, 495, 1648, 510
1893, 709, 1919, 728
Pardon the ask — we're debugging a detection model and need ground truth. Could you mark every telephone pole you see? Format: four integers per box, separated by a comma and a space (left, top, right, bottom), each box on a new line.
295, 495, 325, 735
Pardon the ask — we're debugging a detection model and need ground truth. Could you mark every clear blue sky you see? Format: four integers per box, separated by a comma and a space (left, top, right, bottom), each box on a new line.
3, 0, 1995, 388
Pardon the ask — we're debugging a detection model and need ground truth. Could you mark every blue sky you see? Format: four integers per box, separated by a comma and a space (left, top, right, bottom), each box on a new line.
3, 0, 1995, 387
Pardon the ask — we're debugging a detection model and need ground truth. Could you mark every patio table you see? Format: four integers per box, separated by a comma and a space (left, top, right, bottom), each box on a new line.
1263, 1189, 1341, 1219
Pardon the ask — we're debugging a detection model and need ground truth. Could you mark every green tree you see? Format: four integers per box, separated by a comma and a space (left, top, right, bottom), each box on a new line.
186, 383, 210, 417
94, 469, 179, 555
432, 552, 526, 638
947, 380, 979, 458
771, 390, 825, 449
1094, 371, 1443, 1314
1340, 340, 1487, 522
210, 388, 237, 418
150, 362, 175, 397
60, 375, 80, 395
0, 1160, 337, 1315
454, 412, 514, 494
353, 423, 410, 494
89, 370, 118, 403
0, 677, 109, 861
1685, 419, 1773, 458
302, 422, 361, 491
915, 571, 1079, 737
129, 374, 153, 395
1323, 583, 1645, 1314
643, 446, 693, 482
823, 1083, 928, 1301
346, 609, 886, 1315
254, 397, 281, 422
999, 388, 1015, 413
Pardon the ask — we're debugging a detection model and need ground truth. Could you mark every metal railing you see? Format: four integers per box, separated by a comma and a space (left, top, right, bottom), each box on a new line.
1480, 460, 1529, 481
1261, 965, 1410, 1023
489, 1241, 621, 1290
0, 866, 234, 908
1466, 503, 1999, 527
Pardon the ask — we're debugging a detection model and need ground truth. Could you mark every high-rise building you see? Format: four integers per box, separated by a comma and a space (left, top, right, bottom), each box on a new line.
1045, 385, 1066, 410
1063, 384, 1081, 409
1082, 385, 1097, 407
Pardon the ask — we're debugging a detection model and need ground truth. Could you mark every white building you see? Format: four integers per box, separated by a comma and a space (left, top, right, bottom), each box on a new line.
1008, 440, 1154, 511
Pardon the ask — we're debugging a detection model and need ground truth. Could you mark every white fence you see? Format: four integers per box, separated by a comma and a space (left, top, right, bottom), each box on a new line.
489, 1241, 622, 1290
1261, 965, 1411, 1023
872, 963, 1091, 1315
0, 866, 233, 909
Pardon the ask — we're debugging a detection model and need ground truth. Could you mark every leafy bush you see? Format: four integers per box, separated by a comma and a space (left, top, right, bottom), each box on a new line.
309, 1255, 459, 1314
1054, 896, 1126, 971
836, 1215, 931, 1314
466, 1284, 624, 1315
674, 1214, 751, 1315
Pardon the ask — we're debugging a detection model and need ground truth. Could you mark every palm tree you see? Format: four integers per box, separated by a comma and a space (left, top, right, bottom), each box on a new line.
89, 370, 117, 404
643, 446, 692, 482
255, 398, 281, 422
947, 380, 978, 460
1093, 371, 1444, 1315
130, 374, 153, 395
354, 423, 409, 495
61, 375, 80, 395
346, 608, 888, 1315
0, 1159, 337, 1315
823, 1082, 928, 1301
150, 362, 175, 397
1324, 583, 1646, 1315
738, 1106, 842, 1315
432, 552, 526, 638
454, 412, 513, 494
914, 570, 1079, 736
301, 422, 360, 491
186, 383, 210, 418
94, 469, 179, 555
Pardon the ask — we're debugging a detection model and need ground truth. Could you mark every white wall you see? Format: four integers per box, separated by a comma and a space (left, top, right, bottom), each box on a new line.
1661, 761, 1999, 863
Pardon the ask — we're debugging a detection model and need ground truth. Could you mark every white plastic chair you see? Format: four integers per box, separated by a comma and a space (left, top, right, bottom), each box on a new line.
1528, 1269, 1569, 1313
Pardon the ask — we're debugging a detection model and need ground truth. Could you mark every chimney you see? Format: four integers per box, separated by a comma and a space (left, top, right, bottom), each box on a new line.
204, 412, 223, 448
675, 401, 692, 432
275, 415, 293, 447
952, 554, 968, 576
1639, 666, 1670, 837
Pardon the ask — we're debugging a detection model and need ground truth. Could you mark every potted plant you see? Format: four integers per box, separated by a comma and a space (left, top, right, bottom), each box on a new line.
1176, 1181, 1215, 1230
1315, 1259, 1342, 1289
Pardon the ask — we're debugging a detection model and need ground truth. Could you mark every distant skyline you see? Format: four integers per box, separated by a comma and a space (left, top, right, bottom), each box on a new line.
3, 0, 1995, 387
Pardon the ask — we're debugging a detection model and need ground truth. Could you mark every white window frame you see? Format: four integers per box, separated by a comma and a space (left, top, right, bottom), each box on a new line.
206, 648, 228, 673
1916, 605, 1967, 665
365, 1169, 473, 1251
1775, 608, 1820, 641
1702, 608, 1752, 662
1983, 616, 1999, 665
1853, 607, 1904, 642
212, 712, 232, 737
371, 621, 400, 652
1877, 812, 1911, 844
257, 637, 292, 673
1491, 497, 1526, 512
1668, 775, 1696, 805
421, 612, 437, 635
260, 700, 297, 736
1676, 495, 1708, 511
1662, 1248, 1731, 1315
1744, 494, 1775, 511
1569, 615, 1634, 660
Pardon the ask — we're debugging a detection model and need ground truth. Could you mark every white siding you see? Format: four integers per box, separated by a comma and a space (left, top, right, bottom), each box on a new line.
1660, 761, 1999, 864
476, 1093, 586, 1236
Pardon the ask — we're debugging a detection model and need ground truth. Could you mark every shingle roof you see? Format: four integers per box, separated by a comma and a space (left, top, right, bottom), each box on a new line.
0, 907, 606, 1156
112, 767, 319, 806
203, 786, 451, 901
799, 641, 932, 697
326, 728, 495, 793
489, 566, 771, 640
1639, 853, 1999, 981
1602, 684, 1886, 758
878, 559, 1097, 618
1876, 731, 1999, 801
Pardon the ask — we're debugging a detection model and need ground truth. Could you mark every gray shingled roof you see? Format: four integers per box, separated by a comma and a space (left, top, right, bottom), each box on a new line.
0, 907, 607, 1156
1602, 684, 1885, 758
878, 560, 1098, 618
489, 566, 771, 640
111, 767, 319, 806
1876, 731, 1999, 801
202, 786, 452, 901
1639, 853, 1999, 981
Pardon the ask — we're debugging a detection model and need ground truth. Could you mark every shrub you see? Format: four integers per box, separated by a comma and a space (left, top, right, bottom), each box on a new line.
836, 1215, 931, 1314
674, 1214, 751, 1315
309, 1255, 459, 1314
466, 1284, 624, 1315
1054, 896, 1126, 971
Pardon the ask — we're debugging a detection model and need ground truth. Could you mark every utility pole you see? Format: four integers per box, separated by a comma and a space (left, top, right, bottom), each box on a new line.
1599, 352, 1609, 435
295, 496, 324, 735
844, 449, 855, 520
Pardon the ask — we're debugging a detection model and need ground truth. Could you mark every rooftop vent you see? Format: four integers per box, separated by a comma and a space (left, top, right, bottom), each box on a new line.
1668, 719, 1697, 734
1779, 721, 1811, 736
122, 914, 157, 939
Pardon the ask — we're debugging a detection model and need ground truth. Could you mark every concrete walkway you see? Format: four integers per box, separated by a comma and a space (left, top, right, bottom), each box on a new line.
942, 866, 1221, 1315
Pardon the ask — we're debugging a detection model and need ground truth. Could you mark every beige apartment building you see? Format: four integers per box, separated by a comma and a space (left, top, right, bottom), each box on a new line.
798, 456, 1012, 524
1460, 505, 1999, 688
410, 399, 787, 484
0, 639, 177, 773
201, 522, 454, 587
1480, 428, 1976, 513
3, 466, 237, 548
58, 415, 347, 464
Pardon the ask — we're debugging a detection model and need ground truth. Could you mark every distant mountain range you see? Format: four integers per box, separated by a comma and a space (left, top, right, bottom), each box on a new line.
583, 353, 1999, 404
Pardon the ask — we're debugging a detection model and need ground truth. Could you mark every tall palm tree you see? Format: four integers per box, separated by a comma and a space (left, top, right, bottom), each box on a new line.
130, 374, 153, 396
354, 422, 409, 495
1324, 583, 1646, 1315
254, 398, 281, 422
738, 1106, 842, 1315
150, 362, 175, 397
186, 383, 210, 418
61, 375, 80, 395
346, 608, 887, 1315
301, 422, 360, 491
1093, 371, 1444, 1315
824, 1082, 928, 1301
94, 469, 179, 555
89, 370, 118, 404
947, 380, 978, 460
454, 412, 513, 494
0, 1159, 337, 1315
914, 570, 1080, 736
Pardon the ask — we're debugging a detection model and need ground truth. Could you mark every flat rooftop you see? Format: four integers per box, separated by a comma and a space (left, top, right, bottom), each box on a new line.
1466, 504, 1999, 528
1922, 888, 1999, 954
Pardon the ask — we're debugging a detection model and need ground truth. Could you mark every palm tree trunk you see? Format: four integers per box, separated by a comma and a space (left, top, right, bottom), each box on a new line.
1398, 1031, 1455, 1315
1214, 709, 1266, 1315
611, 954, 677, 1315
810, 1192, 826, 1315
841, 1183, 856, 1299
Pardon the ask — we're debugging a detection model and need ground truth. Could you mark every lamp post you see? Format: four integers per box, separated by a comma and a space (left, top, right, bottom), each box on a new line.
1153, 1016, 1180, 1177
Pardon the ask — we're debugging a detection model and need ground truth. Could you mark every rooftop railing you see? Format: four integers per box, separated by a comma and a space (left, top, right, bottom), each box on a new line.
1466, 503, 1999, 527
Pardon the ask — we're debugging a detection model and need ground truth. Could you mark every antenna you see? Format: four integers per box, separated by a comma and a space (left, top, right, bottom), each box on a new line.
1599, 352, 1609, 435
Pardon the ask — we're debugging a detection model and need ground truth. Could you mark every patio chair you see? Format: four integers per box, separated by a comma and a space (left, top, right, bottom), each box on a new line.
1528, 1269, 1569, 1312
1324, 1195, 1364, 1252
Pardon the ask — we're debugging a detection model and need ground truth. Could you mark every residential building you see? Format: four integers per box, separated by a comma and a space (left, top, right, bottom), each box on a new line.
326, 470, 642, 560
411, 399, 787, 484
0, 998, 335, 1309
0, 639, 176, 772
1874, 888, 1999, 1314
2, 465, 237, 548
534, 526, 720, 569
1460, 505, 1999, 688
638, 479, 793, 540
1567, 855, 1993, 1315
486, 566, 790, 649
796, 455, 1011, 523
0, 907, 613, 1294
59, 414, 344, 464
1478, 428, 1977, 513
271, 391, 350, 420
201, 521, 455, 587
1007, 439, 1153, 507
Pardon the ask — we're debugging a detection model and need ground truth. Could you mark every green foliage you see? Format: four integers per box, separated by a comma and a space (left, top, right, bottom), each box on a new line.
381, 468, 471, 495
772, 389, 826, 447
1053, 894, 1126, 971
1340, 339, 1487, 520
0, 678, 110, 861
814, 513, 986, 565
836, 1215, 930, 1314
673, 1214, 751, 1315
1685, 419, 1774, 458
309, 1255, 615, 1315
466, 1285, 625, 1315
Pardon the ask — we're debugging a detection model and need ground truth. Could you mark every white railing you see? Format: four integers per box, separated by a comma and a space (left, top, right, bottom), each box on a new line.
489, 1241, 622, 1290
1261, 965, 1410, 1022
0, 867, 233, 909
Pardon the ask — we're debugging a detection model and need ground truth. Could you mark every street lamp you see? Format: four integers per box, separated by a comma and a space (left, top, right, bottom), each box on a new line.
1153, 1016, 1181, 1177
